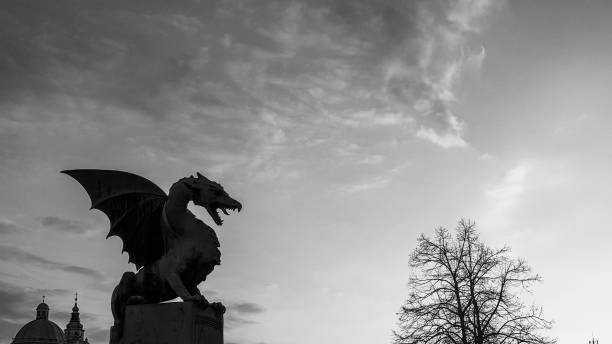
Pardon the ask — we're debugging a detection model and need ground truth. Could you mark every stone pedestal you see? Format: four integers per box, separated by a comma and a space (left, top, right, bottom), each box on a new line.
119, 302, 223, 344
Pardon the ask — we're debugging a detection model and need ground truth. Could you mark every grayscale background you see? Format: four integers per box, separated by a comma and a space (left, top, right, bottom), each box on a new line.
0, 1, 609, 343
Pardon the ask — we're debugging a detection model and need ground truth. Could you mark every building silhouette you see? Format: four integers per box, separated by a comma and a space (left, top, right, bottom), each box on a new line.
11, 296, 90, 344
64, 294, 89, 344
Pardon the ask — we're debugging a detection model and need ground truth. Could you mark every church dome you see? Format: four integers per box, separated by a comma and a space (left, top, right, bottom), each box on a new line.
12, 319, 66, 344
12, 300, 66, 344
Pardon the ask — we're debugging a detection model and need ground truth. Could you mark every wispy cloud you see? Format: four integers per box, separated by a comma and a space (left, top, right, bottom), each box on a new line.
340, 161, 410, 194
39, 216, 91, 235
225, 315, 258, 329
0, 0, 499, 195
480, 161, 532, 230
0, 219, 21, 235
0, 280, 100, 344
487, 162, 531, 209
342, 176, 391, 194
554, 113, 588, 135
416, 125, 467, 149
224, 300, 266, 330
0, 281, 32, 323
229, 302, 266, 314
0, 245, 104, 280
0, 281, 73, 343
0, 282, 31, 344
381, 0, 497, 148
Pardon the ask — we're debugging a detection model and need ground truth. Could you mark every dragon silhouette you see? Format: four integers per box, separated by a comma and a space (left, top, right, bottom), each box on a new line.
62, 169, 242, 343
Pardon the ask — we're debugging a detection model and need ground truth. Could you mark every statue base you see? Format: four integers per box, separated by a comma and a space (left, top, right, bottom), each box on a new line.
113, 302, 223, 344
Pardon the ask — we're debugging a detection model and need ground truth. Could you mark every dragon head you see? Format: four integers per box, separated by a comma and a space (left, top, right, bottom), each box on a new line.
183, 172, 242, 226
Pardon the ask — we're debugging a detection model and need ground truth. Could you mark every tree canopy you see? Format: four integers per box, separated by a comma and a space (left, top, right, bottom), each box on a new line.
395, 220, 555, 344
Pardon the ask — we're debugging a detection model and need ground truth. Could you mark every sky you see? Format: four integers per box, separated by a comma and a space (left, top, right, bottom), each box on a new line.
1, 0, 611, 343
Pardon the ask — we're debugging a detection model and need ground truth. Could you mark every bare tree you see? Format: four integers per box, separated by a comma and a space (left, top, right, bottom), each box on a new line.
395, 220, 555, 344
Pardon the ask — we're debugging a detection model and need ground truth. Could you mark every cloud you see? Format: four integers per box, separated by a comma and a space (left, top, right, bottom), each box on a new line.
0, 1, 227, 116
416, 125, 467, 149
0, 280, 100, 344
342, 176, 391, 194
0, 281, 30, 344
0, 281, 72, 343
0, 0, 499, 195
487, 162, 531, 209
225, 314, 258, 329
339, 160, 410, 194
378, 0, 496, 148
0, 245, 104, 280
0, 219, 21, 235
230, 302, 266, 314
359, 155, 385, 165
224, 301, 266, 330
0, 281, 31, 322
39, 216, 90, 235
480, 161, 532, 230
554, 113, 588, 135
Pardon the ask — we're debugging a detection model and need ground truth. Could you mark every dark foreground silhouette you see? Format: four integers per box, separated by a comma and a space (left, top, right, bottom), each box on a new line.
63, 170, 241, 343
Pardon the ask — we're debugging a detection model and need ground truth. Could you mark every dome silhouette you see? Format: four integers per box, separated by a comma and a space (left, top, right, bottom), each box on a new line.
12, 300, 66, 344
35, 303, 48, 311
12, 319, 66, 344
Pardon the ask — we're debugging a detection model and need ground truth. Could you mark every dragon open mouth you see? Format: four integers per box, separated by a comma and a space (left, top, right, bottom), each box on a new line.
206, 202, 241, 226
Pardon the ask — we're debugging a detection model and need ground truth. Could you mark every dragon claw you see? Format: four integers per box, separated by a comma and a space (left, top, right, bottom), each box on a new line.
186, 294, 209, 307
210, 302, 226, 314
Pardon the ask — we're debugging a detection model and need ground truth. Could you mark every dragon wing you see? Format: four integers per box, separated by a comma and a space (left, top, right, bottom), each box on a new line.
62, 169, 169, 269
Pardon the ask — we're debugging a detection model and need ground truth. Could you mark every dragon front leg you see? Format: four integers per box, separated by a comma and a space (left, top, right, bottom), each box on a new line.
166, 272, 209, 306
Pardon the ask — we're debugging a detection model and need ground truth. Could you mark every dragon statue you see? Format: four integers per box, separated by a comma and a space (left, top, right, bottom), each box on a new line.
62, 169, 242, 344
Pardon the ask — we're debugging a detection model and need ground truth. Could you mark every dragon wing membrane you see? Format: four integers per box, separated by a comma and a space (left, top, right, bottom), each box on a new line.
62, 169, 169, 269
